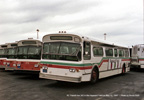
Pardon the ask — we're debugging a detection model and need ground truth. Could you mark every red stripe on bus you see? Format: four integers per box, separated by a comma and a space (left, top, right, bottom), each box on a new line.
122, 59, 130, 61
139, 59, 144, 61
98, 59, 108, 68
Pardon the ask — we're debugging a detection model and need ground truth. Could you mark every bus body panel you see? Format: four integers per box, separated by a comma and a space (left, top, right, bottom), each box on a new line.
5, 59, 17, 70
0, 58, 7, 68
131, 44, 144, 69
16, 60, 41, 71
40, 58, 130, 82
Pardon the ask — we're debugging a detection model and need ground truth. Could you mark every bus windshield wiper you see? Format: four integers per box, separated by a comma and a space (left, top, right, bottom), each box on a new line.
71, 47, 81, 56
44, 52, 79, 56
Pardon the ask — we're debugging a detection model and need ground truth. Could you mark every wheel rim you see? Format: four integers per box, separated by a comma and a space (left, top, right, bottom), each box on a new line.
123, 67, 125, 73
92, 70, 97, 80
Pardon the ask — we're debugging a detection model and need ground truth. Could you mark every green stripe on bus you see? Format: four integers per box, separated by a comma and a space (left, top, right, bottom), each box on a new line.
139, 58, 144, 59
41, 57, 130, 67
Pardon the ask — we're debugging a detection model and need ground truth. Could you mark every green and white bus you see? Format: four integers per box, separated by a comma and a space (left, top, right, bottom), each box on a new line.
39, 32, 130, 83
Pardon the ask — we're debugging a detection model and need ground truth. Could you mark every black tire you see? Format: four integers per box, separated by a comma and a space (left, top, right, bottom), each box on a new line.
122, 66, 126, 74
90, 67, 99, 84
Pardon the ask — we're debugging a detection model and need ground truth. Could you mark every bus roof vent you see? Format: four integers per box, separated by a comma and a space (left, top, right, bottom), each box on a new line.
59, 31, 66, 33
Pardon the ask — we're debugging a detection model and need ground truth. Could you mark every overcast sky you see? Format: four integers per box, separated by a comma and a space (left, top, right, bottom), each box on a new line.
0, 0, 143, 47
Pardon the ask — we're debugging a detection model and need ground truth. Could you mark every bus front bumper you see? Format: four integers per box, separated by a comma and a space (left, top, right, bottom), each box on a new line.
5, 67, 15, 71
39, 73, 81, 83
0, 65, 6, 69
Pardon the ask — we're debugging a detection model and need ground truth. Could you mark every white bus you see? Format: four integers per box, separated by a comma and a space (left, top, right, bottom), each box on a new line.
15, 38, 42, 73
39, 33, 130, 83
0, 44, 8, 69
131, 44, 144, 69
5, 42, 18, 70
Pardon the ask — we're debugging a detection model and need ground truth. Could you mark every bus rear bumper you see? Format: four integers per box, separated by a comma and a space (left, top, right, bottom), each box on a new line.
39, 73, 81, 83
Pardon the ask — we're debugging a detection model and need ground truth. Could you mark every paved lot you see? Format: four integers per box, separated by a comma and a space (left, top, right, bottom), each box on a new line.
0, 69, 143, 100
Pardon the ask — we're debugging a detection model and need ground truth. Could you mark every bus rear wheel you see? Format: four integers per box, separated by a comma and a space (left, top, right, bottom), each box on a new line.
90, 67, 99, 84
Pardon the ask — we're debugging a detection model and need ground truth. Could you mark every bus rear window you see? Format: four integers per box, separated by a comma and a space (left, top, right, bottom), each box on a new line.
50, 36, 72, 40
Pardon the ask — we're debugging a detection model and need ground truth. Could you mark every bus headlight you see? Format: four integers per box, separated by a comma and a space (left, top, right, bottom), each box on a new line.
13, 64, 16, 67
69, 68, 76, 73
34, 64, 39, 67
3, 62, 6, 65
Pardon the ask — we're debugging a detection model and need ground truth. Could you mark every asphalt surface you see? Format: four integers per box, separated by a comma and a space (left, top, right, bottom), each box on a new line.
0, 69, 143, 100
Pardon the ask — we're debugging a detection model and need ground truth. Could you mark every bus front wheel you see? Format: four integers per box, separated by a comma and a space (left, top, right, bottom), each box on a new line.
90, 67, 99, 84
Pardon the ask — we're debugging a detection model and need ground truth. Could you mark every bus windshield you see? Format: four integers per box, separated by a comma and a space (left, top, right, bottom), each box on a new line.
42, 42, 81, 61
17, 46, 41, 59
0, 49, 7, 58
7, 48, 17, 59
0, 49, 5, 55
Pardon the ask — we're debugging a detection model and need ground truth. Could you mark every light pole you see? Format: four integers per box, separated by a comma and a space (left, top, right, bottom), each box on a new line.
143, 0, 144, 44
104, 33, 107, 40
36, 29, 39, 39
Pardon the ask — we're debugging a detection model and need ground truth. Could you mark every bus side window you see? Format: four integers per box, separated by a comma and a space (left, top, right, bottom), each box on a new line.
105, 48, 113, 57
83, 41, 91, 60
119, 49, 124, 57
114, 49, 118, 57
93, 47, 103, 56
125, 50, 129, 57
